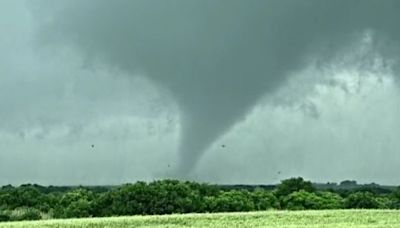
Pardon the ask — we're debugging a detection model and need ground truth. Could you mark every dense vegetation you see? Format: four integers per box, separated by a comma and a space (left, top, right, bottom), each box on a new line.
1, 178, 400, 222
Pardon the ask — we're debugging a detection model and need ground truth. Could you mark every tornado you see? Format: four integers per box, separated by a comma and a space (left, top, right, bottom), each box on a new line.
31, 0, 400, 176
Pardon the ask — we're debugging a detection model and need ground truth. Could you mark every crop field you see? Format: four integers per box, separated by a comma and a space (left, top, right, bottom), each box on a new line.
1, 210, 400, 228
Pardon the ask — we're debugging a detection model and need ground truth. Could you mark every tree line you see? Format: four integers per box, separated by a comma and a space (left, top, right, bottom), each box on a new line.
1, 177, 400, 222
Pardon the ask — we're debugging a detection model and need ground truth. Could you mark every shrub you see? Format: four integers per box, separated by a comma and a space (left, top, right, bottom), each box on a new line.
316, 191, 344, 209
375, 196, 391, 209
282, 190, 323, 210
0, 211, 11, 222
10, 208, 42, 221
344, 192, 380, 209
54, 189, 94, 218
206, 190, 254, 212
275, 177, 315, 199
389, 187, 400, 209
148, 180, 204, 214
63, 199, 92, 218
251, 189, 279, 210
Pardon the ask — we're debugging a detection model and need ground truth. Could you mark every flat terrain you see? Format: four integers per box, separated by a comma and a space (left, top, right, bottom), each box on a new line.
1, 210, 400, 228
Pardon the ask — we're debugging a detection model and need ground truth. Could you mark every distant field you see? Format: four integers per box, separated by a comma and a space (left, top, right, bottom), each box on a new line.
1, 210, 400, 228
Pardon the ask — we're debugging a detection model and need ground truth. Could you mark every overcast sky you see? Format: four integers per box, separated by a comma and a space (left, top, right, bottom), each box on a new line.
1, 0, 400, 186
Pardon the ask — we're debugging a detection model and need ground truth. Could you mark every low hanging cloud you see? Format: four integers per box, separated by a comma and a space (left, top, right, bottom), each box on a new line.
2, 1, 400, 185
197, 41, 400, 184
29, 0, 400, 176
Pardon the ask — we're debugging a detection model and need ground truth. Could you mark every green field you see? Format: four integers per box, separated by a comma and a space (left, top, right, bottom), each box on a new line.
1, 210, 400, 228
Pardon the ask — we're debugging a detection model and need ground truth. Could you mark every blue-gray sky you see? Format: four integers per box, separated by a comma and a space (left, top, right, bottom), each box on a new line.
1, 0, 400, 185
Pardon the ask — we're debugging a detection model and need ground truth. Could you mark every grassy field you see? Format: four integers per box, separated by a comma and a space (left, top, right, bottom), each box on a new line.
1, 210, 400, 228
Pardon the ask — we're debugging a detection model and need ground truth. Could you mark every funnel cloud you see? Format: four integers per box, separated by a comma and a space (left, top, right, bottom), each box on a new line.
30, 0, 400, 175
2, 1, 400, 185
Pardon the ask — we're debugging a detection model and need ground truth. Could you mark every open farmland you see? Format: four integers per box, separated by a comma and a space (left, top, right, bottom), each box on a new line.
1, 210, 400, 228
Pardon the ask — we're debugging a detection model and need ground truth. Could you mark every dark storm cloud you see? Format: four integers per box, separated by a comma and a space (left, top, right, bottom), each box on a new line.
0, 0, 180, 185
29, 0, 400, 176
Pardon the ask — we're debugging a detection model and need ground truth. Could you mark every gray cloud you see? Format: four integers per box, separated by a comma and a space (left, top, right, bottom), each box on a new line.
197, 55, 400, 185
30, 0, 400, 175
1, 0, 400, 185
0, 0, 179, 185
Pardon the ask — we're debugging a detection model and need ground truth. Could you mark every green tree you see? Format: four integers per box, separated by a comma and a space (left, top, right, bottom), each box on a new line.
55, 188, 94, 218
148, 180, 200, 214
63, 199, 92, 218
316, 191, 344, 209
0, 210, 10, 222
91, 192, 114, 217
344, 192, 380, 209
375, 196, 391, 209
4, 186, 44, 210
275, 177, 315, 199
0, 192, 14, 210
389, 187, 400, 209
282, 190, 323, 210
110, 182, 153, 215
206, 190, 254, 212
251, 188, 279, 210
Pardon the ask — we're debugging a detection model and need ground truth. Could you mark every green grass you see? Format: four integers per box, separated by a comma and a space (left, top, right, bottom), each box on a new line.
1, 210, 400, 228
